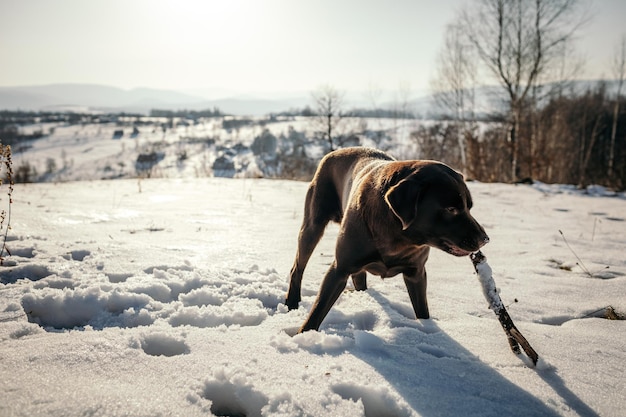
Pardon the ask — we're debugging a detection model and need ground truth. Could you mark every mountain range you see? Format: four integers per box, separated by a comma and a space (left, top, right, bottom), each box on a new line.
1, 80, 617, 117
0, 84, 315, 116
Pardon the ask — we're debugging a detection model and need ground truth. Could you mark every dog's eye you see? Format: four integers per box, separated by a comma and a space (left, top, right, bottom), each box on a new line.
445, 207, 459, 215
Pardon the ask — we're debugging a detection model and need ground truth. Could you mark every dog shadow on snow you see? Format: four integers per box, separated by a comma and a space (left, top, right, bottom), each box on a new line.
323, 289, 600, 417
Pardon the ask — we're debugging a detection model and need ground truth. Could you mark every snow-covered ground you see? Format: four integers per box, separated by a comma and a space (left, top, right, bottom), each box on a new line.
1, 174, 625, 416
12, 117, 420, 183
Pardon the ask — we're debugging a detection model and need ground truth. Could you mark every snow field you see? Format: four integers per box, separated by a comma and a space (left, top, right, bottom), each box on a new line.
14, 117, 419, 183
0, 177, 625, 416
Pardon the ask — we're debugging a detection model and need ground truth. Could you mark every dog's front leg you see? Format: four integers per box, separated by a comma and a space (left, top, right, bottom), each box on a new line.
403, 271, 429, 319
351, 271, 367, 291
403, 247, 431, 319
299, 261, 350, 332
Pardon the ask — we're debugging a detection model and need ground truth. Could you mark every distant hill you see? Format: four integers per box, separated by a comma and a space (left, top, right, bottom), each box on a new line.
0, 83, 455, 117
0, 84, 312, 116
0, 84, 207, 113
1, 80, 619, 117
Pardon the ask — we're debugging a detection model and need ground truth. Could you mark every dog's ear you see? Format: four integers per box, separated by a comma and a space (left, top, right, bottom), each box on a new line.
384, 179, 420, 230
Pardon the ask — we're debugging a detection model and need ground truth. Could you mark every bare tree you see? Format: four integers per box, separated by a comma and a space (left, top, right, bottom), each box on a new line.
365, 81, 383, 118
577, 83, 607, 187
609, 34, 626, 178
393, 80, 414, 143
461, 0, 588, 181
394, 80, 413, 119
364, 81, 385, 144
311, 85, 345, 151
527, 40, 584, 178
431, 22, 478, 171
537, 35, 585, 99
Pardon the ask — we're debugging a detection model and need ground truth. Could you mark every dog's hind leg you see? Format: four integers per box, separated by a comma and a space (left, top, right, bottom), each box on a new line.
286, 172, 344, 310
285, 219, 326, 310
299, 261, 350, 332
351, 271, 367, 291
286, 184, 337, 310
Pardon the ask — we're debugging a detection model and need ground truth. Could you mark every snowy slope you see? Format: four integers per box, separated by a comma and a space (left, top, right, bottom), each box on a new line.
0, 176, 625, 417
13, 118, 420, 182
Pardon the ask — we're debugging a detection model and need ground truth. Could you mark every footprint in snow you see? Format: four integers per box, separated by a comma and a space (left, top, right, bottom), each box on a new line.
0, 264, 53, 284
136, 333, 189, 357
605, 216, 625, 222
7, 246, 36, 259
105, 272, 133, 283
69, 249, 91, 261
538, 306, 625, 326
60, 249, 91, 261
331, 383, 414, 417
199, 371, 268, 417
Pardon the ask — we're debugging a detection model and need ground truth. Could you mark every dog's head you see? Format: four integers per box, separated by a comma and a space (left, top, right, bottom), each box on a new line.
384, 162, 489, 256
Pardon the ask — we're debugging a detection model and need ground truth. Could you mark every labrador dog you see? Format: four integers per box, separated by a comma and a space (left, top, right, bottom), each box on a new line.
286, 147, 489, 332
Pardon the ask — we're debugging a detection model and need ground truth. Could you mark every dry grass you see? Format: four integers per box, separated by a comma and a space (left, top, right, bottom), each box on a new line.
0, 143, 13, 265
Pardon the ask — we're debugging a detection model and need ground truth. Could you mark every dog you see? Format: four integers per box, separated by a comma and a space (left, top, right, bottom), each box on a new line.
286, 147, 489, 332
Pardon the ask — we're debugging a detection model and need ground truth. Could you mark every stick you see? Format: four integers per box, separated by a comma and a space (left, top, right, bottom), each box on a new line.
470, 250, 539, 366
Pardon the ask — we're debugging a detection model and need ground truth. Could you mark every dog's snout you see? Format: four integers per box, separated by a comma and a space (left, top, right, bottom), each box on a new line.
470, 218, 489, 249
470, 225, 489, 250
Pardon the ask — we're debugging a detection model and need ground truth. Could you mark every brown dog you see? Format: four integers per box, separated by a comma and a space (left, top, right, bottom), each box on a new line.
286, 147, 489, 332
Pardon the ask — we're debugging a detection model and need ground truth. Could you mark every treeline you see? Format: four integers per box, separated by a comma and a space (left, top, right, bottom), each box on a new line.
149, 108, 225, 118
415, 83, 626, 189
517, 84, 625, 188
271, 104, 416, 120
0, 110, 84, 124
424, 0, 626, 190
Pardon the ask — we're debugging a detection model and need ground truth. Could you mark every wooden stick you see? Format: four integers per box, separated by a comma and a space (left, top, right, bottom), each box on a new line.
470, 251, 539, 366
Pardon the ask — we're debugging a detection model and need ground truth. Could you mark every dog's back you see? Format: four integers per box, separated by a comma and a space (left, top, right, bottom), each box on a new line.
307, 148, 395, 224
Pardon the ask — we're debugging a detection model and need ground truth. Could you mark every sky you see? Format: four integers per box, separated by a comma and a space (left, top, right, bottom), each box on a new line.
1, 0, 625, 99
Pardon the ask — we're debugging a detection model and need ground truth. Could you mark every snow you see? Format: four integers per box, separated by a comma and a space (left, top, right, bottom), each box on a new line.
1, 130, 626, 415
13, 117, 420, 183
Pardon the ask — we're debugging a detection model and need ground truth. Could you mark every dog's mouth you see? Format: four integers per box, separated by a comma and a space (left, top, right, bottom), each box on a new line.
440, 241, 474, 257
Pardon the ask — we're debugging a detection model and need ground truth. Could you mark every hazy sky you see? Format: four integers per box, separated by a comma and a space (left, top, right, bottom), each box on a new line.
1, 0, 625, 98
